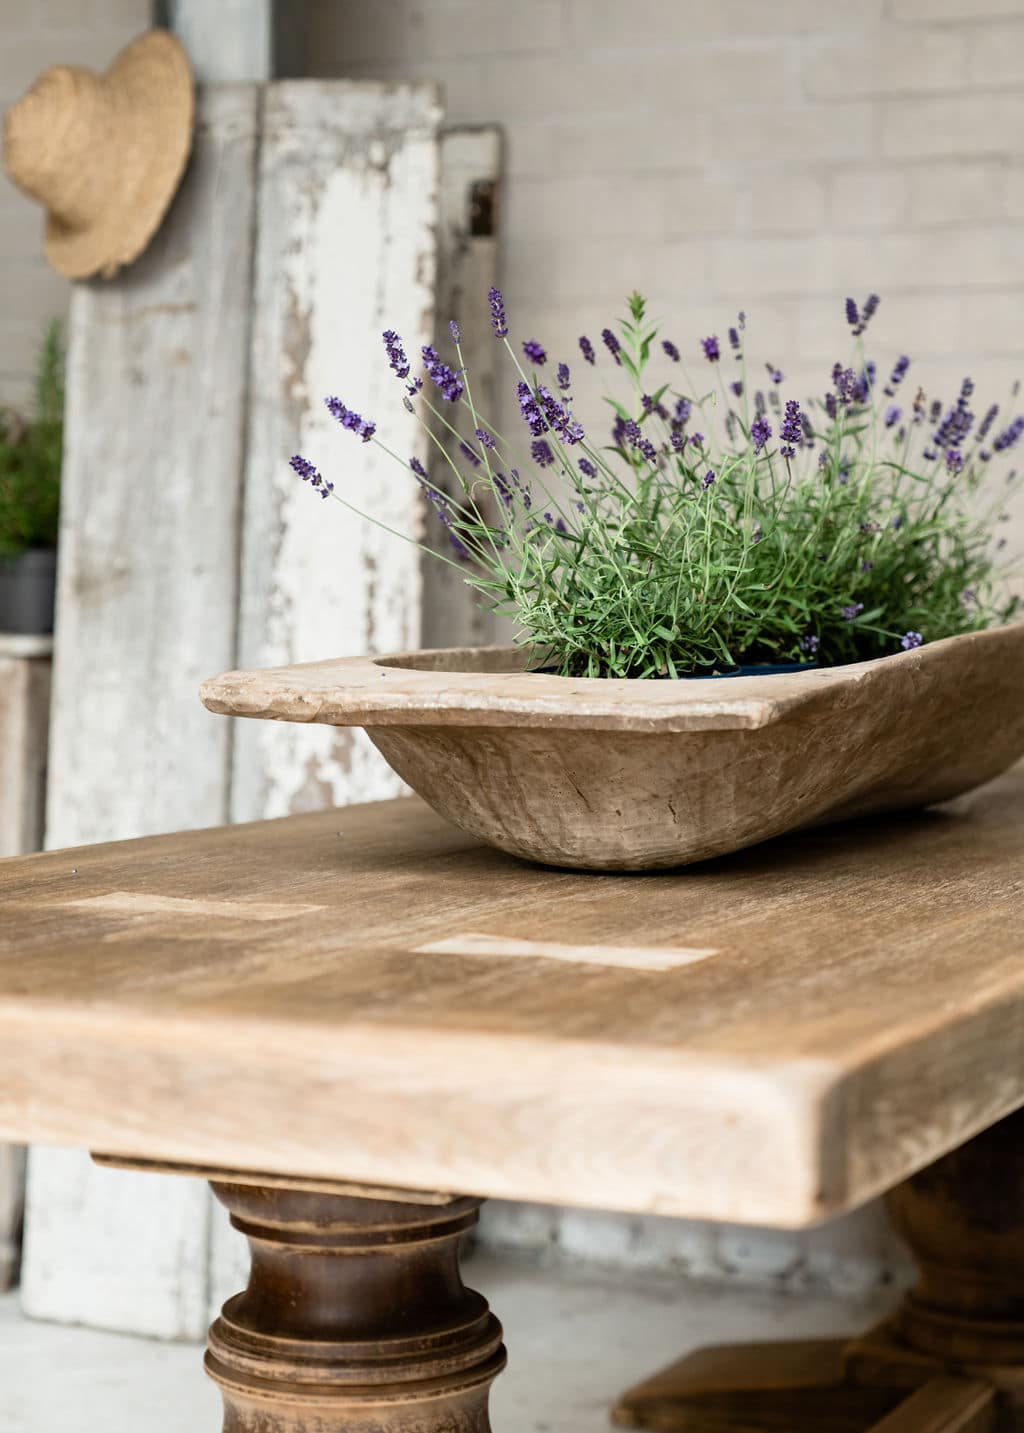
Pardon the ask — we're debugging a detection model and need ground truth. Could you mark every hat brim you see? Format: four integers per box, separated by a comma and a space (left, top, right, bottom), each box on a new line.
44, 31, 194, 281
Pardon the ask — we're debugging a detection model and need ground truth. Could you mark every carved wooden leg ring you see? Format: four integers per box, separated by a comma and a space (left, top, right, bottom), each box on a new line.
615, 1110, 1024, 1432
206, 1182, 506, 1433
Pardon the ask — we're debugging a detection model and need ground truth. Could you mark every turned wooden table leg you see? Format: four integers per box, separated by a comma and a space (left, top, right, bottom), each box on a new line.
848, 1108, 1024, 1423
615, 1110, 1024, 1433
205, 1182, 506, 1433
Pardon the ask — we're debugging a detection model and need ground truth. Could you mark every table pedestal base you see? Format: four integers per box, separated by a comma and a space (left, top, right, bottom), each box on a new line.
615, 1110, 1024, 1433
205, 1180, 505, 1433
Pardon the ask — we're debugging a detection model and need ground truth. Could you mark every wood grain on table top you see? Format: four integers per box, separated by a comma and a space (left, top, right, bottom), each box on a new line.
1, 766, 1022, 1228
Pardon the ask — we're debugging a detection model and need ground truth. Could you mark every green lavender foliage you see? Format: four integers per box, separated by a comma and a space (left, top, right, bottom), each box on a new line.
0, 320, 64, 557
310, 294, 1021, 678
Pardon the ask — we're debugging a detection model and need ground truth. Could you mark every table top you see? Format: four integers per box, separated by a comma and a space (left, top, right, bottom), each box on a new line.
2, 768, 1023, 1229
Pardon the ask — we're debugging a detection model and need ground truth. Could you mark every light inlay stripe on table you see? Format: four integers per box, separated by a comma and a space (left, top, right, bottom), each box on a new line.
414, 932, 719, 972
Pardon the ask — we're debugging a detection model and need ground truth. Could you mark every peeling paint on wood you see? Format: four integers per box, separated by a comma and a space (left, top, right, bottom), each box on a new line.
230, 81, 444, 823
24, 91, 503, 1344
21, 86, 262, 1341
422, 128, 502, 651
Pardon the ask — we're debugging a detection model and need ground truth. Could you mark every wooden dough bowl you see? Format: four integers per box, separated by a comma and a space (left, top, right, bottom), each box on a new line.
201, 624, 1024, 871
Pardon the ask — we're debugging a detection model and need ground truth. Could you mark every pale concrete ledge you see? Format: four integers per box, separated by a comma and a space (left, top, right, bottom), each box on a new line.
0, 635, 53, 659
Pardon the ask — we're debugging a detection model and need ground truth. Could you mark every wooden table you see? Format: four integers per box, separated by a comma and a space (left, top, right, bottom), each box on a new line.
2, 768, 1023, 1432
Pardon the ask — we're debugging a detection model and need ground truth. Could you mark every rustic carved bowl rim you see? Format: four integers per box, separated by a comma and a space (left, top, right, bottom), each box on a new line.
201, 623, 1023, 736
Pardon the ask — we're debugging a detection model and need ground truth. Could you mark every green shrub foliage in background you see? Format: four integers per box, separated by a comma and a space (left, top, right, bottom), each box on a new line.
0, 320, 63, 558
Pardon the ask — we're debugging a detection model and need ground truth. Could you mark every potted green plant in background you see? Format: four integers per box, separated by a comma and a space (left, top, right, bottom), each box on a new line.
0, 320, 63, 635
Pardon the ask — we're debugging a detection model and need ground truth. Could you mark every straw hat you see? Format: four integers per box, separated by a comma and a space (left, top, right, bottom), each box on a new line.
3, 31, 194, 280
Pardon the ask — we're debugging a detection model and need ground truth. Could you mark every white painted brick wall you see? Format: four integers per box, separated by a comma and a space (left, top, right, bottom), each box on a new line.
303, 0, 1024, 1288
300, 0, 1024, 569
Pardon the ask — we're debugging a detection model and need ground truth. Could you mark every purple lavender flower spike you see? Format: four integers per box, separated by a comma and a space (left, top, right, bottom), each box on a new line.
851, 294, 880, 337
729, 380, 742, 398
325, 396, 376, 441
638, 437, 657, 462
994, 415, 1024, 452
842, 602, 865, 621
780, 398, 802, 446
557, 361, 571, 391
601, 328, 622, 364
701, 469, 716, 489
421, 346, 464, 402
884, 356, 910, 396
410, 456, 428, 480
673, 397, 691, 424
531, 438, 555, 468
670, 432, 685, 453
382, 330, 410, 380
459, 440, 481, 468
662, 339, 680, 362
488, 286, 508, 338
690, 432, 705, 448
729, 327, 740, 352
449, 319, 461, 343
475, 428, 495, 448
578, 456, 597, 478
290, 454, 322, 488
579, 335, 596, 365
767, 364, 784, 385
845, 297, 859, 330
977, 404, 999, 441
523, 339, 547, 366
701, 335, 720, 363
901, 631, 923, 650
885, 404, 902, 427
751, 416, 772, 453
536, 384, 585, 444
945, 448, 964, 474
800, 634, 820, 655
493, 472, 514, 507
517, 382, 546, 437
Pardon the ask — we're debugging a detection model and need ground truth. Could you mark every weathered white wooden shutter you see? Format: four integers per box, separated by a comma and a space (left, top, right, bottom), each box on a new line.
21, 84, 262, 1339
22, 76, 500, 1337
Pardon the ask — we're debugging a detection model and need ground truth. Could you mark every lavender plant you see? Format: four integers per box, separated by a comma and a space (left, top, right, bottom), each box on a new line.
291, 292, 1021, 679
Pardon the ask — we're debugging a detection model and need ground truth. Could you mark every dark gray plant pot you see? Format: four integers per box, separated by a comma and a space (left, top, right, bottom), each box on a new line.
0, 548, 57, 635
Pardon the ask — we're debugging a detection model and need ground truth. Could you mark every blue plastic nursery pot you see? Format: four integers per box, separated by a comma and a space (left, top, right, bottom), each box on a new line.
530, 660, 818, 679
685, 661, 818, 679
